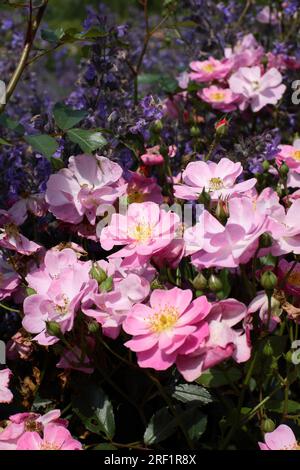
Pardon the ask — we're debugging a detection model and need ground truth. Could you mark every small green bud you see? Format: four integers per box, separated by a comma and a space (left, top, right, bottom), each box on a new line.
192, 272, 207, 290
195, 290, 204, 297
263, 340, 273, 357
152, 119, 164, 133
100, 275, 113, 292
262, 160, 270, 171
208, 274, 223, 292
285, 350, 294, 363
198, 188, 211, 206
261, 418, 276, 433
46, 321, 62, 338
279, 163, 289, 177
190, 125, 200, 137
260, 271, 278, 291
259, 233, 272, 248
90, 264, 107, 284
150, 278, 165, 290
216, 290, 226, 300
88, 321, 100, 334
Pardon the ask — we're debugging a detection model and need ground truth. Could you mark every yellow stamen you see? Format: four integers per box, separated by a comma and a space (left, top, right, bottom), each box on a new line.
293, 150, 300, 161
129, 223, 153, 243
202, 63, 215, 73
210, 92, 225, 101
148, 305, 179, 333
208, 177, 224, 191
40, 441, 60, 450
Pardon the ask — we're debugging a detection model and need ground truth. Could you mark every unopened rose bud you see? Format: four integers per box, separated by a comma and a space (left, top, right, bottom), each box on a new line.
90, 264, 107, 284
208, 274, 223, 292
263, 341, 273, 356
279, 163, 289, 177
152, 120, 163, 133
261, 418, 275, 433
215, 118, 229, 136
100, 276, 113, 292
198, 188, 211, 206
259, 233, 272, 248
88, 321, 100, 334
215, 200, 228, 223
190, 125, 200, 137
261, 271, 278, 291
192, 272, 208, 290
262, 160, 270, 171
46, 321, 62, 338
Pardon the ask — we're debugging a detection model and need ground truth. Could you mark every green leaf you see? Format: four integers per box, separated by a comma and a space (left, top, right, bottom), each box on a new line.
67, 128, 107, 153
0, 114, 24, 135
72, 381, 115, 439
50, 157, 65, 171
171, 383, 213, 405
144, 405, 207, 445
53, 103, 88, 131
266, 400, 300, 414
197, 366, 242, 388
144, 407, 176, 445
92, 443, 118, 450
41, 27, 65, 43
0, 137, 12, 146
25, 134, 58, 159
181, 408, 207, 441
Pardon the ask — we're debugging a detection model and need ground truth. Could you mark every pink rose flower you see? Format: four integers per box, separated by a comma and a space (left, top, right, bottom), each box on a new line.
198, 85, 241, 112
176, 299, 250, 381
189, 57, 232, 82
271, 199, 300, 255
16, 423, 82, 450
140, 145, 176, 166
123, 287, 211, 371
174, 158, 256, 201
224, 34, 264, 69
248, 291, 281, 331
22, 248, 91, 345
0, 211, 40, 255
99, 202, 181, 259
0, 254, 20, 301
0, 368, 13, 404
229, 66, 286, 112
46, 154, 126, 225
0, 410, 67, 450
124, 171, 163, 204
259, 424, 299, 450
256, 6, 279, 24
82, 259, 150, 339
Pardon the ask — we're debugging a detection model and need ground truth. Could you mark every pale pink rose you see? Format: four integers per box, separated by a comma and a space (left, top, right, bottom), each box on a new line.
0, 211, 40, 255
256, 6, 279, 24
16, 423, 82, 450
271, 199, 300, 255
276, 141, 300, 187
22, 248, 91, 345
176, 299, 250, 381
174, 158, 256, 201
248, 291, 281, 331
198, 85, 241, 112
190, 195, 270, 269
99, 202, 180, 259
259, 424, 299, 450
229, 66, 286, 112
123, 171, 163, 204
189, 57, 232, 82
6, 331, 33, 360
224, 34, 264, 69
8, 194, 47, 225
46, 154, 126, 225
0, 410, 67, 450
177, 71, 190, 89
0, 368, 13, 404
123, 287, 211, 371
0, 253, 20, 300
82, 265, 150, 339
